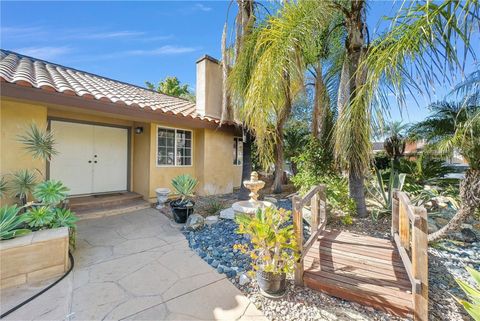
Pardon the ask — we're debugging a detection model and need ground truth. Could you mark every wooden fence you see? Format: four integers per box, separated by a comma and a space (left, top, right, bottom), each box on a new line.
292, 184, 327, 286
392, 190, 429, 321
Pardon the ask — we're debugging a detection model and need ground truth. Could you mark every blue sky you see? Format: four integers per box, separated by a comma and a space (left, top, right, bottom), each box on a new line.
1, 1, 477, 123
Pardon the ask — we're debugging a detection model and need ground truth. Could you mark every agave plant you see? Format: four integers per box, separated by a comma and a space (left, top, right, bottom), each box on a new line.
33, 180, 69, 206
8, 169, 38, 205
17, 123, 57, 161
455, 267, 480, 321
0, 205, 31, 240
23, 206, 55, 229
366, 165, 406, 218
171, 174, 198, 202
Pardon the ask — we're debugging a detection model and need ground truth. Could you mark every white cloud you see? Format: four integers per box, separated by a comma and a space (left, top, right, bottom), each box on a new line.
125, 45, 199, 56
78, 31, 146, 40
193, 3, 212, 12
12, 46, 72, 60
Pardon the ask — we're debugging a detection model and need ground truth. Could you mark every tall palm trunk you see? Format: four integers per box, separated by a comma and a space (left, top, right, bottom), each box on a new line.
428, 169, 480, 242
238, 130, 253, 200
343, 0, 368, 217
312, 63, 328, 139
272, 107, 290, 194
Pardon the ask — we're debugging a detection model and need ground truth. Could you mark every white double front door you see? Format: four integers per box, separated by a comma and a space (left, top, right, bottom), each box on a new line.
50, 120, 128, 195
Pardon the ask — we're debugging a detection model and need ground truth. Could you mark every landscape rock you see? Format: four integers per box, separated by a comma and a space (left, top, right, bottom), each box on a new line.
460, 227, 478, 243
185, 214, 205, 231
239, 273, 250, 286
219, 207, 235, 220
205, 215, 219, 226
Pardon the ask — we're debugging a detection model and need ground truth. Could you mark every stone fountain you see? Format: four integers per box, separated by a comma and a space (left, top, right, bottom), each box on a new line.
232, 171, 275, 215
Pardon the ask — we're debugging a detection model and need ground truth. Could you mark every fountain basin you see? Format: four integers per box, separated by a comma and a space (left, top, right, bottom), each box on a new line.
232, 200, 275, 216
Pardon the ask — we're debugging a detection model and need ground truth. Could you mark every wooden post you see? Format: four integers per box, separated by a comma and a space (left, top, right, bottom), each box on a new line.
391, 191, 399, 241
310, 192, 320, 234
292, 195, 304, 286
319, 185, 326, 225
412, 207, 428, 321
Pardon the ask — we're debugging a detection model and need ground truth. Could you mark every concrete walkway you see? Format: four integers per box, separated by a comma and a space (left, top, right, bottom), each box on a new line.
1, 209, 267, 321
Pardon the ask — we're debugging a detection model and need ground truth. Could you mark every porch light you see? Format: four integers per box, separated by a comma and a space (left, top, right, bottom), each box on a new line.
135, 126, 144, 134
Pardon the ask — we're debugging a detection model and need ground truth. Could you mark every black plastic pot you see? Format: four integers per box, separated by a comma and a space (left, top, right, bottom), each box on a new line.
256, 270, 286, 297
170, 200, 195, 223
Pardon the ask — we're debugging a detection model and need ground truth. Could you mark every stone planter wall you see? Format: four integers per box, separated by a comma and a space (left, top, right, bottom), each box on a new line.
0, 227, 69, 289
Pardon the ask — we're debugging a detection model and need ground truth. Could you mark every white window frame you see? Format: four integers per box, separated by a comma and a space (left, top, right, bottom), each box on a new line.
156, 125, 193, 167
233, 137, 243, 166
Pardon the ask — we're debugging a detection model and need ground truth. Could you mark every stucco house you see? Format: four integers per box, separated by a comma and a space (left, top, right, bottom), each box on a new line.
0, 50, 243, 207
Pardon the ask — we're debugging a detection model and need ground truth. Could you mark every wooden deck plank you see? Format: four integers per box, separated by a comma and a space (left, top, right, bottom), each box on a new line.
303, 230, 413, 318
304, 257, 412, 289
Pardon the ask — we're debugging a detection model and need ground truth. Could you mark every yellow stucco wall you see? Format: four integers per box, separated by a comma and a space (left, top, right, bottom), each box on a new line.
0, 99, 47, 205
1, 97, 242, 204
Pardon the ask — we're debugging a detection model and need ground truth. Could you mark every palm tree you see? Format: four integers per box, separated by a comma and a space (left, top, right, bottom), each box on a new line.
229, 1, 339, 194
221, 0, 257, 200
410, 72, 480, 242
230, 0, 478, 214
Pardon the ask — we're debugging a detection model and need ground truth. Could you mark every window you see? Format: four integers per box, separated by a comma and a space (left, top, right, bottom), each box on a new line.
157, 127, 192, 166
233, 137, 243, 165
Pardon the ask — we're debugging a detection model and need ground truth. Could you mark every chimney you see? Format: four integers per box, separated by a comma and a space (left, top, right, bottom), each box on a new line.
196, 55, 222, 119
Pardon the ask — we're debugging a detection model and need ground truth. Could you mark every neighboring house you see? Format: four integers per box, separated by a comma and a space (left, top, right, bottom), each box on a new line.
0, 50, 242, 204
372, 139, 468, 165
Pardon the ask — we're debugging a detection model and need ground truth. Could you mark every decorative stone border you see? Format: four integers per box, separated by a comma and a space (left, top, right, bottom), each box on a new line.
0, 227, 69, 288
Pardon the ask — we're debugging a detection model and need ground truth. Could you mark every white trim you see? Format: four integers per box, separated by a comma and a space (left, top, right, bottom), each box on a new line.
156, 125, 194, 167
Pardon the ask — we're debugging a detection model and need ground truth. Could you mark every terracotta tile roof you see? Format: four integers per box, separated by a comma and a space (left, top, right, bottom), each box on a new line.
0, 49, 222, 124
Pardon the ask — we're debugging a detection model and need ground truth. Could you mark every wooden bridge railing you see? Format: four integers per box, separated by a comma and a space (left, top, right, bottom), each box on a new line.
392, 190, 429, 321
292, 184, 327, 286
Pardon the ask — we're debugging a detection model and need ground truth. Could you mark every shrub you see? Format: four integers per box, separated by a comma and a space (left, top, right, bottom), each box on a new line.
291, 138, 355, 223
204, 198, 227, 215
235, 207, 298, 275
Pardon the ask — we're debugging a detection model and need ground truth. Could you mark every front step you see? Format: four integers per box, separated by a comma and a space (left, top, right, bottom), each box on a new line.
68, 192, 151, 220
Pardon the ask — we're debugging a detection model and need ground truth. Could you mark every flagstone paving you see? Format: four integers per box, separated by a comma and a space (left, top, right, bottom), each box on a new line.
1, 209, 267, 321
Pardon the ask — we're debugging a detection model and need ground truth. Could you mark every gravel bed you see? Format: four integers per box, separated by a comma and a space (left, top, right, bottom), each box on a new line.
182, 199, 478, 321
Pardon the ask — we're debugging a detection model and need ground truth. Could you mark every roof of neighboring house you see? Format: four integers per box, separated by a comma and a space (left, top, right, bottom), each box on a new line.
372, 142, 384, 151
0, 49, 223, 124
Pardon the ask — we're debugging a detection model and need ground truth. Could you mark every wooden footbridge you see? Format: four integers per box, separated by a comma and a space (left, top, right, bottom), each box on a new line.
292, 186, 428, 320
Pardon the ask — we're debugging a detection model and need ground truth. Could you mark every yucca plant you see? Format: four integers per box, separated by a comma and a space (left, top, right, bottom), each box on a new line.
366, 165, 406, 218
17, 123, 57, 161
8, 169, 38, 205
0, 205, 30, 240
454, 267, 480, 321
171, 174, 198, 203
33, 180, 69, 206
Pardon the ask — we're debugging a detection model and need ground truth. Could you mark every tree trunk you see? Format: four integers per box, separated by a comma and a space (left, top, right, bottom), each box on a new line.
272, 128, 285, 194
344, 0, 368, 216
238, 130, 253, 200
428, 169, 480, 242
312, 63, 327, 139
272, 90, 292, 194
349, 171, 367, 217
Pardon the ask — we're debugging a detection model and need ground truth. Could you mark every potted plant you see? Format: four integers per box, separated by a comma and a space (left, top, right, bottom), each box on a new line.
170, 174, 198, 223
235, 207, 298, 297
